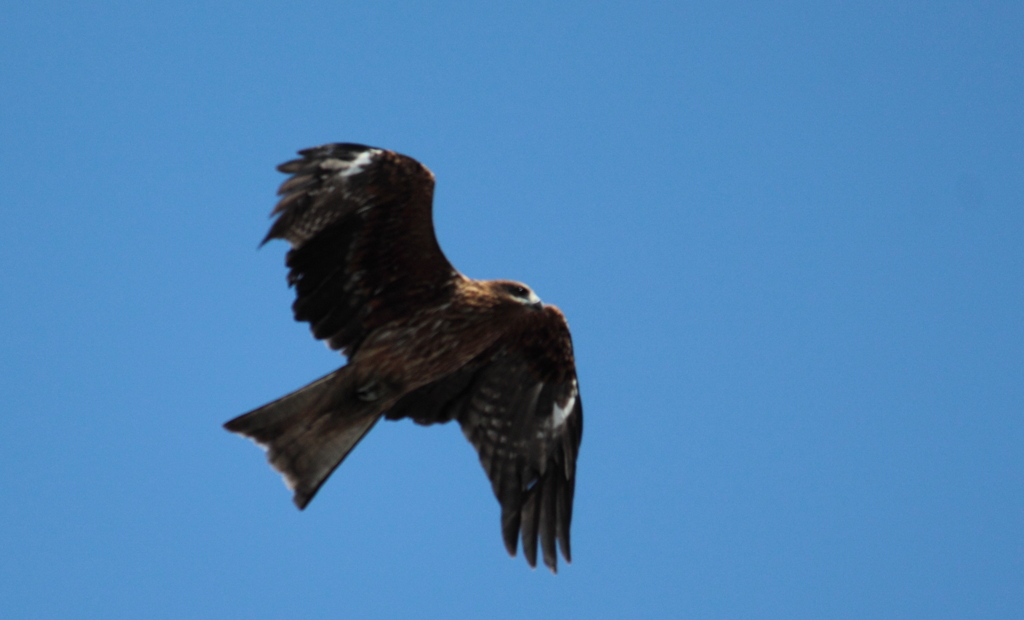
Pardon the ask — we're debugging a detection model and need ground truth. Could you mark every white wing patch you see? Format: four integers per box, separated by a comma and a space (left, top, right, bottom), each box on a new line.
550, 380, 577, 429
318, 148, 381, 178
343, 149, 376, 176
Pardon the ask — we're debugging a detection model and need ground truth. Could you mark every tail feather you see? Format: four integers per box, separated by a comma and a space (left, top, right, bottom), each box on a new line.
224, 367, 383, 508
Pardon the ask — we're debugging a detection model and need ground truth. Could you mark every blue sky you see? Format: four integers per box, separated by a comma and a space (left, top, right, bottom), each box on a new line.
1, 1, 1022, 617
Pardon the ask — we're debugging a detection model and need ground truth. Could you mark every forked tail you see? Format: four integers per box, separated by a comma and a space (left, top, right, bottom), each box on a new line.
224, 367, 383, 508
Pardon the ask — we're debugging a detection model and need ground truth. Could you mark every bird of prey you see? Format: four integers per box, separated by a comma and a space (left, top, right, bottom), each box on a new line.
224, 143, 583, 572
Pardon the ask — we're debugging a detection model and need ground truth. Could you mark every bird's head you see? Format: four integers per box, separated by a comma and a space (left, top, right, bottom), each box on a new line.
488, 279, 543, 310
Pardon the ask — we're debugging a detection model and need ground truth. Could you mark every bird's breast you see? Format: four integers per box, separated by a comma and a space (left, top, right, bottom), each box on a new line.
351, 303, 507, 391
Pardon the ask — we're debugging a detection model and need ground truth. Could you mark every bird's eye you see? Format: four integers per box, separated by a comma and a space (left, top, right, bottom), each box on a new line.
500, 282, 535, 301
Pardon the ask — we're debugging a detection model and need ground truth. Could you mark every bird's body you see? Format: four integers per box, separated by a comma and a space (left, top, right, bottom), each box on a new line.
225, 144, 582, 572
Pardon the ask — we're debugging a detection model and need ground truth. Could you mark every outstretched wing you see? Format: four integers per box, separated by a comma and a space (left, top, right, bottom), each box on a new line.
385, 306, 583, 572
265, 143, 460, 356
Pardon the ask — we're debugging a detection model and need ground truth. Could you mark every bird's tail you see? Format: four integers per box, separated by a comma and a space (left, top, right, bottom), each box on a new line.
224, 366, 384, 509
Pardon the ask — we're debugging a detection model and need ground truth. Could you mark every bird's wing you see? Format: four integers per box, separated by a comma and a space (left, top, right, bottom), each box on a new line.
385, 305, 583, 572
265, 143, 459, 356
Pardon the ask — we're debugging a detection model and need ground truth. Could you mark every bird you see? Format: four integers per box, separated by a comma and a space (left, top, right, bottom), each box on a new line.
224, 143, 583, 572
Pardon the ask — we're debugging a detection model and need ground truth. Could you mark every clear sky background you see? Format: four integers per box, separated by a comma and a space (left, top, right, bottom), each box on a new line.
2, 2, 1022, 618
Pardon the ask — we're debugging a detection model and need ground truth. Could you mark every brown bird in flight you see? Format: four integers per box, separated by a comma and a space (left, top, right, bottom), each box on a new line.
224, 144, 582, 572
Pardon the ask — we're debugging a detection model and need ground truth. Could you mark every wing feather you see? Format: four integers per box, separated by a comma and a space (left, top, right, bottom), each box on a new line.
385, 306, 582, 572
520, 485, 540, 568
539, 469, 559, 570
264, 143, 459, 356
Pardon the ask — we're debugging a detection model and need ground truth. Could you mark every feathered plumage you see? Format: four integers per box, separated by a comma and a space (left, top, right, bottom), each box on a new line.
225, 143, 582, 572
